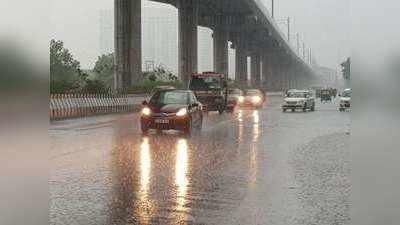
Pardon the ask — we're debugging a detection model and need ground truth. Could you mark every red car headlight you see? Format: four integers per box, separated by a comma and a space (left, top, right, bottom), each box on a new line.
176, 108, 188, 117
252, 96, 262, 103
142, 107, 151, 116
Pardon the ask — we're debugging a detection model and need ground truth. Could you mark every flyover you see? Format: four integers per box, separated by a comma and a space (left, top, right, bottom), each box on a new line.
114, 0, 316, 91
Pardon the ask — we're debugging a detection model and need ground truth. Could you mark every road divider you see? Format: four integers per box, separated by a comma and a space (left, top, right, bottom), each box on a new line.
50, 93, 147, 120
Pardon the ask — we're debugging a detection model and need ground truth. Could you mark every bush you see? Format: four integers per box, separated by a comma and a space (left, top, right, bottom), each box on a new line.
93, 53, 114, 87
80, 79, 110, 94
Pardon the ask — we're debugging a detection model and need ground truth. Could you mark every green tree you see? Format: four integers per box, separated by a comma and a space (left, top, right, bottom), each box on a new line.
143, 64, 178, 82
93, 53, 114, 87
50, 39, 81, 93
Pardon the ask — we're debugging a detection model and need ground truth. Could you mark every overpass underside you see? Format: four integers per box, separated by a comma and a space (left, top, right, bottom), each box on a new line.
114, 0, 315, 91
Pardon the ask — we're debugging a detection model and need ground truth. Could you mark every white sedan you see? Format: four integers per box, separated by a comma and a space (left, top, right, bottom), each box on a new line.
282, 90, 315, 112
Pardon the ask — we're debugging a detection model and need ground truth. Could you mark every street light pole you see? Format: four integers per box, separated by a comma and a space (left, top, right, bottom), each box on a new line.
272, 0, 274, 18
287, 17, 290, 42
296, 33, 300, 54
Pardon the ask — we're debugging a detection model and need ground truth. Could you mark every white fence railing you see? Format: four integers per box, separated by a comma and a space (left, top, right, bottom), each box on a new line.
50, 94, 147, 120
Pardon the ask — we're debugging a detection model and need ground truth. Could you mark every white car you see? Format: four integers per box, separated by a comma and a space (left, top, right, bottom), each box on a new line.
282, 90, 315, 112
339, 89, 351, 112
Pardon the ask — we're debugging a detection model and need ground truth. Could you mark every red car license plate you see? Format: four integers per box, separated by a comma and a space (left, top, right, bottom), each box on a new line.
155, 119, 169, 124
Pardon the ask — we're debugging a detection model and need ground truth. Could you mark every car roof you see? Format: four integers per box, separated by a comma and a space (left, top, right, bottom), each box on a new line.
288, 89, 309, 93
157, 89, 191, 93
154, 85, 175, 89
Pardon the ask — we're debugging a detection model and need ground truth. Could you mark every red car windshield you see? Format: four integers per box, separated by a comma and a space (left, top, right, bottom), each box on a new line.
150, 91, 189, 105
246, 91, 261, 96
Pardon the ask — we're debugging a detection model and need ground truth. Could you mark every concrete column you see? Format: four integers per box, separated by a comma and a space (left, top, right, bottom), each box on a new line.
235, 35, 247, 87
294, 66, 301, 88
271, 61, 281, 92
281, 64, 289, 91
288, 66, 294, 89
250, 52, 261, 87
213, 28, 228, 76
261, 53, 269, 89
287, 65, 292, 89
289, 64, 297, 89
178, 0, 198, 87
275, 64, 282, 91
114, 0, 142, 91
280, 64, 285, 91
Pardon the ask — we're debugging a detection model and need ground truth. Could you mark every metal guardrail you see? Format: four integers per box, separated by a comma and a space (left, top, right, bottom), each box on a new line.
50, 94, 147, 120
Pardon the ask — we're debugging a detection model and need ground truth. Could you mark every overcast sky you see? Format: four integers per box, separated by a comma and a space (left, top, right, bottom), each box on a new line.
50, 0, 350, 70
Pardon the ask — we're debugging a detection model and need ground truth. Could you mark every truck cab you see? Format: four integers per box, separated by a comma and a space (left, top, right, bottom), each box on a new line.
189, 72, 228, 114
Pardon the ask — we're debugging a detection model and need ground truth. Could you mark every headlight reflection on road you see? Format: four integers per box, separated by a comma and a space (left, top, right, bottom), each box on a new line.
252, 111, 260, 142
175, 139, 189, 212
237, 110, 244, 144
252, 110, 260, 125
140, 137, 151, 192
250, 111, 259, 185
238, 109, 243, 123
138, 137, 153, 224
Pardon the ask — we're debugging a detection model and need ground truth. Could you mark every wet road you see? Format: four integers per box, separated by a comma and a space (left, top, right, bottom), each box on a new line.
50, 96, 350, 225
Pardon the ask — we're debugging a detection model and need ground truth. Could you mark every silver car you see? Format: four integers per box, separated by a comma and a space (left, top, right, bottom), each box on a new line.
282, 90, 316, 112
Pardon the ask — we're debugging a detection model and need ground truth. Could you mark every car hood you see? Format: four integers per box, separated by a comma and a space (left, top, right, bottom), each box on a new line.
284, 97, 306, 102
150, 104, 187, 113
340, 97, 351, 101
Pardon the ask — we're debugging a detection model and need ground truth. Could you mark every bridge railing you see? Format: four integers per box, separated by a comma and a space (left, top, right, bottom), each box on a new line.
50, 93, 147, 120
251, 0, 312, 70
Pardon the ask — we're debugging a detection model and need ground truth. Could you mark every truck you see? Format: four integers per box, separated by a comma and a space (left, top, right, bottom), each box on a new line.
188, 72, 228, 114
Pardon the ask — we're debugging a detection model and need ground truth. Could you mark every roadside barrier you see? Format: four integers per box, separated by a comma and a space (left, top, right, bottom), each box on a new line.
50, 93, 146, 120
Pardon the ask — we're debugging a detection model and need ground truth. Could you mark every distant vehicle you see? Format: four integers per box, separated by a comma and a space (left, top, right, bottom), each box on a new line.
140, 89, 203, 134
227, 88, 243, 112
320, 89, 332, 103
189, 72, 228, 114
339, 88, 351, 112
282, 89, 315, 112
238, 89, 265, 108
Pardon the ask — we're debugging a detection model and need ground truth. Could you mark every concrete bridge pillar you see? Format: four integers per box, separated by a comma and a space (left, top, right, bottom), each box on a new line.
283, 60, 294, 90
213, 27, 228, 76
293, 68, 299, 89
288, 65, 295, 89
296, 73, 302, 89
267, 57, 276, 91
272, 61, 282, 92
114, 0, 142, 91
299, 73, 306, 89
261, 53, 272, 91
286, 66, 292, 89
279, 64, 287, 91
235, 35, 248, 87
178, 0, 199, 87
250, 52, 261, 87
289, 64, 298, 89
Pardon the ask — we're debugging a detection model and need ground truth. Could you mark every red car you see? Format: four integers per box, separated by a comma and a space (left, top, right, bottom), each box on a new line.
227, 88, 244, 112
238, 89, 266, 108
140, 90, 203, 134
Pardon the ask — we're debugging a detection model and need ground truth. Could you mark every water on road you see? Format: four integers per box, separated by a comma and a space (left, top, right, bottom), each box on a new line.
50, 96, 350, 225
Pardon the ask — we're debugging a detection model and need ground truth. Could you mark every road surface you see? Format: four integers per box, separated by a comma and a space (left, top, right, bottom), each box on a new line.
50, 96, 350, 225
